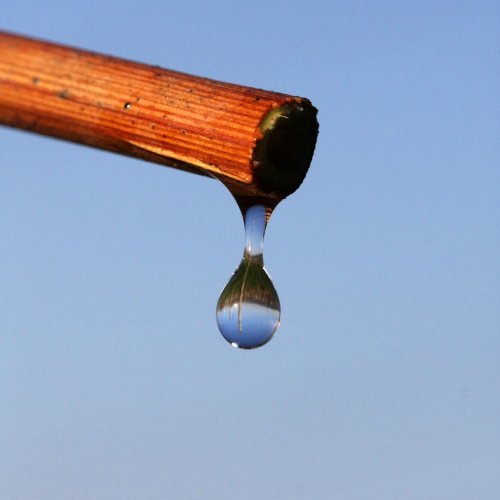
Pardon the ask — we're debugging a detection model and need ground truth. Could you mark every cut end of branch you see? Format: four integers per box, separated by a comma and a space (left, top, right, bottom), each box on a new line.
252, 98, 319, 197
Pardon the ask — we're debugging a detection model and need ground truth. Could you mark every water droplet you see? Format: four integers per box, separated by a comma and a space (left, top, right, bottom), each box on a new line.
216, 204, 280, 349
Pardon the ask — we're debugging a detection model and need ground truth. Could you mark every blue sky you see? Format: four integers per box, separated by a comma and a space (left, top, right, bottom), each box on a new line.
1, 1, 499, 498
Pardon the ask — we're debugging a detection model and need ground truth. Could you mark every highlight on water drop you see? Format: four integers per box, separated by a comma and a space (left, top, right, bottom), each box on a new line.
216, 204, 280, 349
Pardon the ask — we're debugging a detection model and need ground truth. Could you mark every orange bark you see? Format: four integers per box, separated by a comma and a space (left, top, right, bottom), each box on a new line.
0, 31, 317, 203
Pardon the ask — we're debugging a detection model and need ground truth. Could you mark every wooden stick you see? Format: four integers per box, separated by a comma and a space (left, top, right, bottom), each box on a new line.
0, 31, 318, 205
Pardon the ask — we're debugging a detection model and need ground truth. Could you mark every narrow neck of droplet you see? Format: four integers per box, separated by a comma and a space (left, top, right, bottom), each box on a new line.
243, 205, 267, 260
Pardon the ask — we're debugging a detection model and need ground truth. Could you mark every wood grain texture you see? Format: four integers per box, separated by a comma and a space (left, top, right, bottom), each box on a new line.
0, 31, 318, 202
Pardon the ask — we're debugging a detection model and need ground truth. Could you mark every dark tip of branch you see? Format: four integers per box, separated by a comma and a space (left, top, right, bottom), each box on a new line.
252, 100, 319, 197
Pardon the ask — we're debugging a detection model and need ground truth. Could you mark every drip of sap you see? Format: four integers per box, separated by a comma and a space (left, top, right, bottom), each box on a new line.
216, 204, 280, 349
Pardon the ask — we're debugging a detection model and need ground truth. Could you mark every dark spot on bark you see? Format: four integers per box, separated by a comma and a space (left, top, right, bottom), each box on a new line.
32, 77, 39, 84
124, 102, 131, 109
58, 89, 69, 99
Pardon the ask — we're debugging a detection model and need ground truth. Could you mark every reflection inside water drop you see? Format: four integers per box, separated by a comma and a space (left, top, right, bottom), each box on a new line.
216, 205, 280, 349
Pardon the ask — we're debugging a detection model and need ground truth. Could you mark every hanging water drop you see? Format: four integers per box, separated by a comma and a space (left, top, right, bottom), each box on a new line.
216, 204, 280, 349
